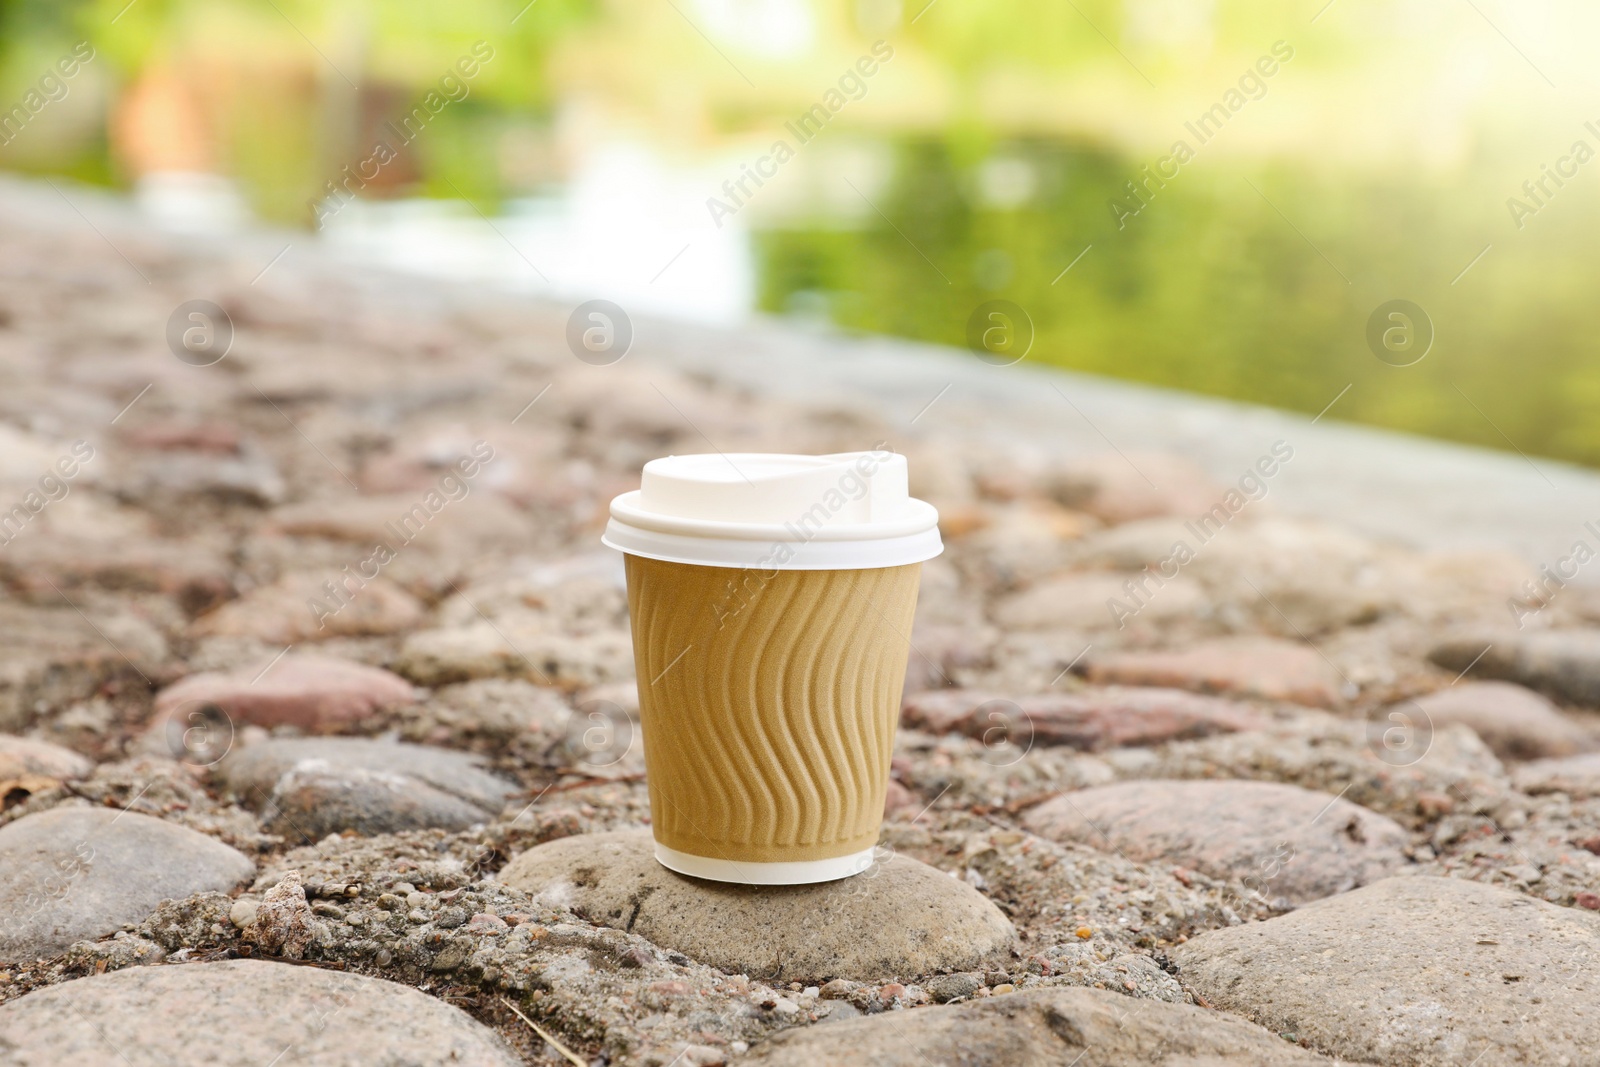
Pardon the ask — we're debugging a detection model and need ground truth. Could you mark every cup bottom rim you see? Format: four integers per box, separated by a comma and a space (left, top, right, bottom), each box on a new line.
653, 843, 877, 885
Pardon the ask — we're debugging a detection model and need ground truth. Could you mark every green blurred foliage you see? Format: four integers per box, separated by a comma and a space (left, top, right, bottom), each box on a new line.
0, 0, 594, 215
756, 135, 1600, 466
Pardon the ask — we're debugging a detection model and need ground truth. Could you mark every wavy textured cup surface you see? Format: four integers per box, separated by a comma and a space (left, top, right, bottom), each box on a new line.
625, 553, 920, 869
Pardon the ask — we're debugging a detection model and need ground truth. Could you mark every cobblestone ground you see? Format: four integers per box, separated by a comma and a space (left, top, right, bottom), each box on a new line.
1, 206, 1598, 1066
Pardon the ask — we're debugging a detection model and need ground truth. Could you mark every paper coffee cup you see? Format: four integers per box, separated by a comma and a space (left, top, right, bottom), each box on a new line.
603, 450, 942, 885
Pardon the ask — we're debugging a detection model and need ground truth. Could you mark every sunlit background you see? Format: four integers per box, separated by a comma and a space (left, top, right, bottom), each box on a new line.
3, 0, 1596, 463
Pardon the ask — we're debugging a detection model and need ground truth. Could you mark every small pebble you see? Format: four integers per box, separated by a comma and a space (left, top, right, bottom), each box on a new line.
466, 913, 509, 935
228, 900, 259, 930
251, 871, 316, 960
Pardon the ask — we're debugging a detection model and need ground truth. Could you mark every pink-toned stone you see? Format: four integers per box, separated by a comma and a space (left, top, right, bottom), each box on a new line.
358, 423, 569, 512
1514, 752, 1600, 797
0, 734, 92, 780
190, 571, 425, 644
901, 690, 987, 736
1024, 780, 1407, 905
1082, 638, 1342, 708
466, 912, 509, 935
1406, 681, 1591, 761
249, 870, 315, 959
152, 653, 416, 734
119, 420, 242, 454
883, 778, 918, 817
994, 572, 1207, 631
904, 687, 1270, 751
1047, 453, 1225, 526
264, 492, 531, 555
902, 623, 996, 693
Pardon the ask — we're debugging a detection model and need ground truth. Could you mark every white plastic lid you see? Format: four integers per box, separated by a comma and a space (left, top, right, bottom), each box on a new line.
602, 450, 942, 570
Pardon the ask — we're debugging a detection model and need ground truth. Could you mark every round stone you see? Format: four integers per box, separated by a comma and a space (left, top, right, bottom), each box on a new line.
1023, 779, 1407, 906
189, 571, 425, 644
993, 572, 1207, 631
0, 735, 92, 780
217, 737, 516, 840
1405, 681, 1592, 761
901, 686, 1269, 751
0, 958, 520, 1066
497, 829, 1015, 983
1431, 631, 1600, 708
743, 985, 1327, 1065
1081, 637, 1343, 708
1516, 751, 1600, 797
0, 806, 255, 962
151, 653, 416, 736
1173, 876, 1600, 1065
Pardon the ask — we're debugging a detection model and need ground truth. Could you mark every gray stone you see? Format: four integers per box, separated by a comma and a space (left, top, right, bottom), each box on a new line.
118, 442, 285, 505
61, 933, 166, 972
395, 616, 634, 690
1095, 717, 1503, 826
1023, 779, 1408, 906
1431, 631, 1600, 707
1404, 681, 1592, 761
1068, 517, 1196, 571
217, 737, 516, 841
1188, 517, 1400, 635
0, 603, 167, 731
0, 958, 520, 1066
136, 892, 237, 951
1514, 751, 1600, 797
923, 971, 984, 1003
1046, 452, 1226, 526
1173, 876, 1600, 1066
0, 806, 254, 962
189, 571, 425, 644
497, 830, 1015, 983
743, 986, 1328, 1066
